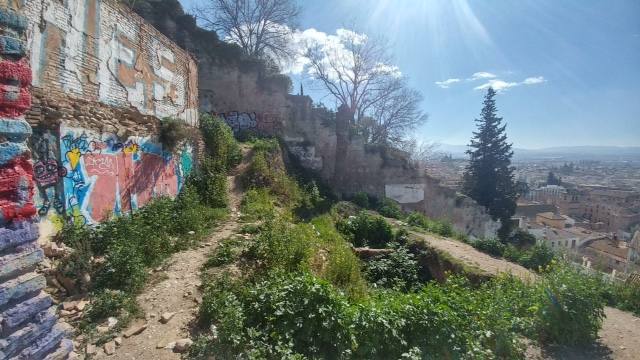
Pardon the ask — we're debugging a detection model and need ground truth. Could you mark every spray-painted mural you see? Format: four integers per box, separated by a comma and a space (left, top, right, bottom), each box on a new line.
216, 111, 281, 134
23, 0, 198, 125
54, 125, 193, 225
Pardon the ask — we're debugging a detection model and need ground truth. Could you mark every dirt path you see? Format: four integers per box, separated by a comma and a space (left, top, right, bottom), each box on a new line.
410, 230, 640, 360
95, 148, 250, 359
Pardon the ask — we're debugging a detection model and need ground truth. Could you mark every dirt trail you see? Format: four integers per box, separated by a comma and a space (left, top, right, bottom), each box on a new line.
96, 148, 250, 360
411, 230, 640, 360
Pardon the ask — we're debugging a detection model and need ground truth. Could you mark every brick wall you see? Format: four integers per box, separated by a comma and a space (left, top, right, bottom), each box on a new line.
1, 0, 72, 358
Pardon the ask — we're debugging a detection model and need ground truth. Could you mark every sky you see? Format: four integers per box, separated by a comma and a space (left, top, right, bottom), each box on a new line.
180, 0, 640, 149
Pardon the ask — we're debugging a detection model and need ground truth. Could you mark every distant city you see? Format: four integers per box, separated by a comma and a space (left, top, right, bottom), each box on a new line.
427, 145, 640, 276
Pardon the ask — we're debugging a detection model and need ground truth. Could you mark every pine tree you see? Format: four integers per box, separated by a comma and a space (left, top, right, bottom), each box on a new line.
462, 88, 517, 239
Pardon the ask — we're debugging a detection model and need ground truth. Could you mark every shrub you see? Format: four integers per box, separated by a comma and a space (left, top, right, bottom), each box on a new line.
352, 191, 370, 208
158, 117, 190, 152
199, 114, 242, 170
322, 242, 367, 299
471, 237, 506, 257
605, 280, 640, 316
336, 211, 394, 248
85, 289, 140, 325
405, 212, 454, 237
516, 244, 555, 270
376, 197, 403, 219
189, 157, 228, 208
364, 246, 420, 291
534, 262, 606, 345
240, 188, 276, 221
247, 218, 313, 272
173, 185, 227, 247
198, 272, 353, 358
95, 241, 147, 293
56, 224, 94, 284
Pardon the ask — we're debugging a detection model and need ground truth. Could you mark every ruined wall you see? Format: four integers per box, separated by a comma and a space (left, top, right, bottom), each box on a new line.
282, 99, 499, 238
0, 0, 72, 357
15, 0, 197, 237
23, 0, 198, 125
199, 58, 288, 135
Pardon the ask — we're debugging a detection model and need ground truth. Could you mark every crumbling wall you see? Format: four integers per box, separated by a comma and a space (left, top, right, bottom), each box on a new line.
0, 0, 72, 358
282, 99, 499, 238
198, 58, 288, 135
23, 0, 198, 125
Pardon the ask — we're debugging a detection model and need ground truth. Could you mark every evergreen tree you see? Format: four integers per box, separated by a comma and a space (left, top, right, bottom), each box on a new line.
462, 88, 517, 239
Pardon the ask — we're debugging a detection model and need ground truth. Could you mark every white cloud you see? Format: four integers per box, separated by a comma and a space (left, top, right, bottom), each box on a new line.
473, 75, 546, 92
522, 76, 546, 85
469, 72, 496, 80
435, 78, 461, 88
474, 79, 519, 91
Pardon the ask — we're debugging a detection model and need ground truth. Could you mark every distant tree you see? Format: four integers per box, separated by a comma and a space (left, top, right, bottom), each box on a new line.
462, 88, 518, 240
195, 0, 300, 62
546, 171, 562, 185
303, 31, 427, 146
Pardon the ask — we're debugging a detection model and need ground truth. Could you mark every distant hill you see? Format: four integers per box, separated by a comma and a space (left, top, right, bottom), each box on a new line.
437, 144, 640, 161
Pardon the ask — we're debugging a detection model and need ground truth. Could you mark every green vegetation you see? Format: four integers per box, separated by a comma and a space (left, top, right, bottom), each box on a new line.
158, 117, 191, 151
406, 211, 456, 238
56, 115, 241, 339
191, 138, 612, 359
469, 237, 555, 271
604, 279, 640, 316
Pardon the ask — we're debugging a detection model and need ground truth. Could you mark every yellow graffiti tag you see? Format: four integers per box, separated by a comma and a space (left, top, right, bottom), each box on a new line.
67, 148, 82, 170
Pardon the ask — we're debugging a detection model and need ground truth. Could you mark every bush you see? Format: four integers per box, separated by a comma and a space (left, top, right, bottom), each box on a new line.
198, 272, 353, 358
205, 237, 243, 268
336, 211, 394, 248
85, 289, 140, 325
322, 242, 367, 299
405, 212, 454, 237
471, 237, 506, 257
247, 218, 313, 272
534, 262, 606, 345
605, 280, 640, 316
376, 197, 403, 219
199, 114, 242, 170
364, 246, 420, 291
240, 188, 276, 221
352, 191, 370, 208
159, 117, 190, 152
189, 157, 228, 208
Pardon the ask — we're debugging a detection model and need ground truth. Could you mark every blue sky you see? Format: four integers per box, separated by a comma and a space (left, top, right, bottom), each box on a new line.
181, 0, 640, 149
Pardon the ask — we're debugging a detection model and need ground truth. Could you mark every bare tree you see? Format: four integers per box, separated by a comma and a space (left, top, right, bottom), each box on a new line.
303, 30, 426, 145
195, 0, 299, 61
398, 138, 439, 170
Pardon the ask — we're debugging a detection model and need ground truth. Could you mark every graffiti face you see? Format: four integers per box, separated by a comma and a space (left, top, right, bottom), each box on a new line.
34, 159, 66, 187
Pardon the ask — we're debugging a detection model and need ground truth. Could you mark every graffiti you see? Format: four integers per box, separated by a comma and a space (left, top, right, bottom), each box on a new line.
22, 0, 197, 123
31, 131, 66, 217
216, 111, 281, 135
385, 184, 425, 204
289, 145, 323, 171
58, 125, 193, 224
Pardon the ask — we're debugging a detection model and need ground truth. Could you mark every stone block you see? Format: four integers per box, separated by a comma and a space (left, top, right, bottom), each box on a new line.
0, 247, 43, 281
13, 322, 72, 360
0, 117, 31, 142
0, 292, 51, 336
0, 220, 38, 252
0, 307, 56, 358
0, 272, 45, 307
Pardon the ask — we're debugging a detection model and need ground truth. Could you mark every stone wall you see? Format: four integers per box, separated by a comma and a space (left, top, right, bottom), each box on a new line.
1, 0, 72, 358
281, 97, 499, 238
198, 58, 288, 136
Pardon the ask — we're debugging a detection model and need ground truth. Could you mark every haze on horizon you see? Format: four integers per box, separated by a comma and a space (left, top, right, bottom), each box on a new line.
182, 0, 640, 149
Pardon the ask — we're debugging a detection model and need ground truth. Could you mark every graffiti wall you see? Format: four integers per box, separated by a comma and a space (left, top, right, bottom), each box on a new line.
23, 0, 198, 125
53, 125, 192, 225
0, 0, 72, 358
215, 111, 282, 135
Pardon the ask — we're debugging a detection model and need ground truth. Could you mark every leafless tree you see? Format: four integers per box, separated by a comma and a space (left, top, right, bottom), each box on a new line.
194, 0, 299, 62
398, 138, 439, 170
303, 30, 427, 145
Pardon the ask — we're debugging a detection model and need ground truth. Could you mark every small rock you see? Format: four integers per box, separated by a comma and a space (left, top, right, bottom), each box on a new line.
193, 297, 202, 304
107, 317, 118, 328
86, 344, 97, 355
160, 312, 175, 324
165, 341, 176, 350
75, 300, 89, 311
114, 337, 122, 346
173, 338, 193, 353
60, 310, 74, 317
123, 322, 147, 338
96, 326, 109, 334
620, 346, 626, 350
62, 301, 78, 311
188, 231, 195, 235
154, 266, 162, 272
156, 342, 166, 349
104, 341, 116, 355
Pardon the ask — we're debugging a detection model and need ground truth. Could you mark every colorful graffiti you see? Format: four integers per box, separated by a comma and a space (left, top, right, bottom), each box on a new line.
31, 129, 66, 218
216, 111, 282, 135
57, 125, 193, 224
